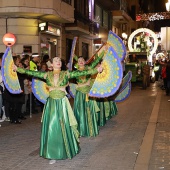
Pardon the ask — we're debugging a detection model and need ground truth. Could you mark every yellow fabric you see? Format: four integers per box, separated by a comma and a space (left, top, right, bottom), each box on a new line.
85, 94, 89, 101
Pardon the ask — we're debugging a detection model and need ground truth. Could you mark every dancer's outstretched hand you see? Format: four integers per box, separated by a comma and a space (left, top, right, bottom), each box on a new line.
97, 65, 103, 73
12, 64, 17, 72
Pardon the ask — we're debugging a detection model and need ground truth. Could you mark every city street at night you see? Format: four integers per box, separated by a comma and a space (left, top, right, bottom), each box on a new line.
1, 0, 170, 170
1, 82, 170, 170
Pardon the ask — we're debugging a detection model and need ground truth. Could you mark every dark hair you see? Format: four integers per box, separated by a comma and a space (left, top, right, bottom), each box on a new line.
43, 54, 49, 62
20, 57, 29, 68
78, 56, 84, 59
24, 54, 30, 60
41, 63, 47, 67
61, 59, 67, 70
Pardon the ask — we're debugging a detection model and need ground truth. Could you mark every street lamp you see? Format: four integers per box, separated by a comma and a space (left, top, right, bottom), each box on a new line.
122, 32, 128, 46
166, 0, 170, 12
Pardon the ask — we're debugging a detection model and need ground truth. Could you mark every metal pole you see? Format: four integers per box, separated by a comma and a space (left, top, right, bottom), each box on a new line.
30, 92, 32, 118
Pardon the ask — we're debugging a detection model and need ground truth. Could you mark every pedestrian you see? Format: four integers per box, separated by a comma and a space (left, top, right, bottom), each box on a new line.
30, 53, 41, 71
42, 54, 53, 70
161, 60, 167, 91
73, 51, 104, 137
13, 56, 102, 164
29, 53, 41, 114
21, 55, 31, 116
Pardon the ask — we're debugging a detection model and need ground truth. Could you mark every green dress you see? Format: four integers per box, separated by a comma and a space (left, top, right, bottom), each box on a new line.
96, 98, 118, 126
102, 100, 118, 121
17, 67, 98, 160
73, 51, 104, 137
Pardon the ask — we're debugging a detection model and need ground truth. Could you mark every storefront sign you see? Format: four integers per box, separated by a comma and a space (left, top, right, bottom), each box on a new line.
47, 26, 61, 36
39, 22, 60, 36
3, 33, 16, 46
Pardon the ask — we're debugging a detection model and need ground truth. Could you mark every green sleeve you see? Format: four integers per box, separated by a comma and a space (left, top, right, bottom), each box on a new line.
69, 68, 98, 79
17, 67, 46, 80
74, 54, 78, 62
89, 50, 105, 69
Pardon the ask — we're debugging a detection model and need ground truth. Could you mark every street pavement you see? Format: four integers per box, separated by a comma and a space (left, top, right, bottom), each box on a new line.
0, 82, 170, 170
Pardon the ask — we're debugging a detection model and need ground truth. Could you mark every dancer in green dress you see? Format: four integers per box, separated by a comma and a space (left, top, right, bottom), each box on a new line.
73, 51, 104, 137
91, 78, 118, 127
90, 63, 118, 127
13, 57, 102, 164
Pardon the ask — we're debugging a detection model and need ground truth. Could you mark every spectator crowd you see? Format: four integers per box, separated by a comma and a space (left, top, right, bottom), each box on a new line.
0, 53, 52, 124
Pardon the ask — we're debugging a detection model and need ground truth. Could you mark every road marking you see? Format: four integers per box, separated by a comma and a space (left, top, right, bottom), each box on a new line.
134, 90, 161, 170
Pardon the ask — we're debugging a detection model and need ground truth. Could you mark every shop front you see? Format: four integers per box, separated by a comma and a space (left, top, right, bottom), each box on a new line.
39, 22, 61, 59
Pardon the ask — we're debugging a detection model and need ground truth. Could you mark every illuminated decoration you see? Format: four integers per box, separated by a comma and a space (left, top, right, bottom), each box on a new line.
156, 52, 165, 60
128, 28, 158, 57
136, 12, 170, 21
3, 33, 16, 47
166, 0, 170, 12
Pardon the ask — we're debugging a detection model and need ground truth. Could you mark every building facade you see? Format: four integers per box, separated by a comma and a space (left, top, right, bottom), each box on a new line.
0, 0, 144, 61
0, 0, 74, 58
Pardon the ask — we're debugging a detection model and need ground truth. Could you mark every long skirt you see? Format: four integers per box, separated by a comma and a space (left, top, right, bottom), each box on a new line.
105, 101, 118, 121
73, 91, 99, 137
96, 100, 118, 126
40, 97, 80, 160
96, 99, 107, 127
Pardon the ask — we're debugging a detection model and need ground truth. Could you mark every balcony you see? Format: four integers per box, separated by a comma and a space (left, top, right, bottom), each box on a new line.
111, 0, 132, 23
112, 10, 132, 23
65, 11, 99, 39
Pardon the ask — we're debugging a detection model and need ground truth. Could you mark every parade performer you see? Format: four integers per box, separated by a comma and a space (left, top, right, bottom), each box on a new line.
91, 73, 118, 127
96, 98, 118, 126
13, 56, 102, 164
73, 51, 105, 137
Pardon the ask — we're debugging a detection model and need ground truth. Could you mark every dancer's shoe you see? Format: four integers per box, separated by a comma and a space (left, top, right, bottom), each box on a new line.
49, 160, 56, 165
